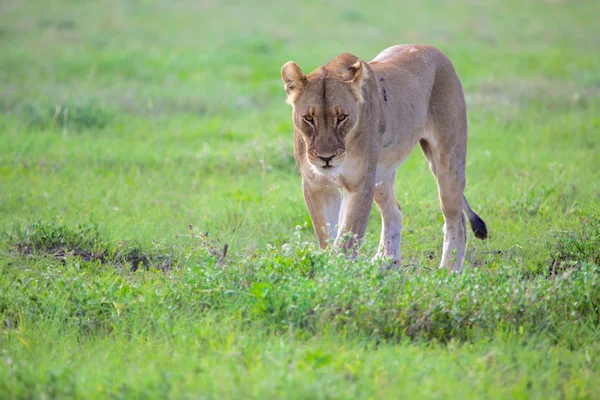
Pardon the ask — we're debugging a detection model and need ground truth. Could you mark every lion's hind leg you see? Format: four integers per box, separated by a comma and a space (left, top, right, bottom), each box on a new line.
419, 137, 467, 271
373, 172, 403, 267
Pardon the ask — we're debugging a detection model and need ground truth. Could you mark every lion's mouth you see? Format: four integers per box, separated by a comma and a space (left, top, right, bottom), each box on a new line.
307, 153, 344, 174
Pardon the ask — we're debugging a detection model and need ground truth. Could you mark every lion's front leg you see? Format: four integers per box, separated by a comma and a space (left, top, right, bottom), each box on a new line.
302, 179, 341, 249
334, 184, 375, 256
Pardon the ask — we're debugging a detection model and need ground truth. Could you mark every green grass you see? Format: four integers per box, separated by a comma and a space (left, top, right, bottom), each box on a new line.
1, 0, 599, 398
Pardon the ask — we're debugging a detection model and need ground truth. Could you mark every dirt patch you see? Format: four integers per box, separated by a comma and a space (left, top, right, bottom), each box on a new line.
8, 221, 173, 271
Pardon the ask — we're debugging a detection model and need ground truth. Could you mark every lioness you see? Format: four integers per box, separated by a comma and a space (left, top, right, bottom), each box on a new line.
281, 45, 487, 271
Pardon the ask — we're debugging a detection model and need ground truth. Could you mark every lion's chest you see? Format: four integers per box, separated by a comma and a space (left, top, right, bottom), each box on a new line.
310, 161, 370, 191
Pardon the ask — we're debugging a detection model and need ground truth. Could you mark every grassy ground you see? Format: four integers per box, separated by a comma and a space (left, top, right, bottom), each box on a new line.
1, 0, 600, 398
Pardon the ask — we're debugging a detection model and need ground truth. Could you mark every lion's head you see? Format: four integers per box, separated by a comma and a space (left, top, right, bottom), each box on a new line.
281, 53, 368, 173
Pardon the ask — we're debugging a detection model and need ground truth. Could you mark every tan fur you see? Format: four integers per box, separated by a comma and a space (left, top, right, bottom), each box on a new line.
281, 45, 487, 271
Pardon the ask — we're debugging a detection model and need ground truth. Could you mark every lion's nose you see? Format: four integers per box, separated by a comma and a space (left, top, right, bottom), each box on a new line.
317, 154, 335, 163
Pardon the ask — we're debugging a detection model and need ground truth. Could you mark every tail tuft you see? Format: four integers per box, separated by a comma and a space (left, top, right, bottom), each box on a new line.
462, 195, 488, 240
468, 213, 488, 240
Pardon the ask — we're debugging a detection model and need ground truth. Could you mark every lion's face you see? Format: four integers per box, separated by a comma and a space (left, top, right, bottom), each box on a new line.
281, 55, 367, 173
292, 77, 360, 172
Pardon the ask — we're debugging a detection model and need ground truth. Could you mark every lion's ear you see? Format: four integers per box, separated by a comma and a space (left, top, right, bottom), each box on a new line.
281, 61, 306, 105
344, 60, 368, 103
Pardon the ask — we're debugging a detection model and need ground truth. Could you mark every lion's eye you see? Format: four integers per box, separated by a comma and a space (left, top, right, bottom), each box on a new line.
303, 115, 314, 123
337, 114, 347, 122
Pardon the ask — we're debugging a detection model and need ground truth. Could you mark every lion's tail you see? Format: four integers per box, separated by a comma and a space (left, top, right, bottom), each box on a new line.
462, 195, 488, 240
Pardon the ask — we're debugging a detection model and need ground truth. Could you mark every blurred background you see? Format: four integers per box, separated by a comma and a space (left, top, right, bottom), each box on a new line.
1, 0, 598, 261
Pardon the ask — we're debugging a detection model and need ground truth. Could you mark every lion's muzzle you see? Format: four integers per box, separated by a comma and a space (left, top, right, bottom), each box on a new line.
308, 149, 345, 172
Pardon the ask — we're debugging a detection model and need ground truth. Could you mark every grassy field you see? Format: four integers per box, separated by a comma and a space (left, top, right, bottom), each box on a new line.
1, 0, 600, 398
